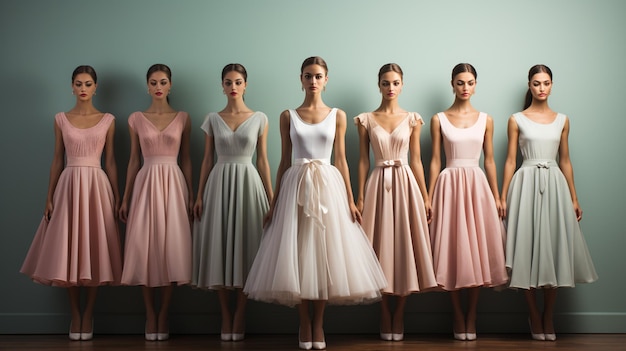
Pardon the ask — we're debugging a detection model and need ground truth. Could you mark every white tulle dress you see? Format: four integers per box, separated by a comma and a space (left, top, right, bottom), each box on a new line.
244, 108, 387, 306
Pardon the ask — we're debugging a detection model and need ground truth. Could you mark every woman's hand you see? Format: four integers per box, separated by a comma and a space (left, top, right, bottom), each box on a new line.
263, 206, 275, 228
119, 201, 129, 223
349, 202, 362, 224
573, 200, 583, 221
43, 201, 53, 222
193, 198, 203, 221
423, 199, 433, 224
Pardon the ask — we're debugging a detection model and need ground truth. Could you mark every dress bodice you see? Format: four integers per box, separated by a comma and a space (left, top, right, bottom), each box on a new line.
201, 112, 267, 163
129, 112, 187, 158
355, 112, 422, 165
438, 112, 487, 168
514, 112, 566, 162
289, 108, 337, 161
57, 112, 114, 167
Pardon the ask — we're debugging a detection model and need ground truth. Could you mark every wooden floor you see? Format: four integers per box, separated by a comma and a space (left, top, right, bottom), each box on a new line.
1, 334, 625, 351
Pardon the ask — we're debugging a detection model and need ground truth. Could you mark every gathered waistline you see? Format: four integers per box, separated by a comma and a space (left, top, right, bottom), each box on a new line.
521, 159, 557, 167
143, 156, 178, 166
294, 158, 330, 166
66, 157, 101, 168
446, 159, 478, 168
217, 155, 252, 164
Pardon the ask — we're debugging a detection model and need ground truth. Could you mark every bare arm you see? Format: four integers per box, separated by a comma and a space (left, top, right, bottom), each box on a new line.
428, 114, 442, 204
500, 116, 519, 218
333, 109, 361, 223
44, 119, 66, 221
193, 133, 214, 220
409, 121, 431, 222
355, 119, 370, 213
558, 117, 582, 221
263, 110, 292, 226
119, 125, 141, 223
179, 114, 194, 217
256, 121, 274, 202
103, 119, 120, 213
483, 116, 503, 217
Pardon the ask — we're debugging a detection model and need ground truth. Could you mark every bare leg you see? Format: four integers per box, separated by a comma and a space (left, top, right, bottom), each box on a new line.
392, 295, 407, 334
524, 289, 543, 334
543, 288, 557, 336
232, 289, 247, 335
67, 287, 82, 334
450, 290, 466, 334
465, 287, 480, 334
298, 302, 312, 342
157, 285, 173, 333
311, 300, 326, 343
81, 287, 98, 333
217, 288, 232, 335
380, 295, 392, 334
142, 287, 157, 334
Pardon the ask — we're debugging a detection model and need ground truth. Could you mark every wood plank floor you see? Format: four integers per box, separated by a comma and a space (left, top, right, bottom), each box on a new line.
1, 334, 625, 351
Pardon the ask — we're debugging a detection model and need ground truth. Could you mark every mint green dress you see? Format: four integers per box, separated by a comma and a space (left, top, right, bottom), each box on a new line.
505, 112, 597, 289
192, 112, 270, 289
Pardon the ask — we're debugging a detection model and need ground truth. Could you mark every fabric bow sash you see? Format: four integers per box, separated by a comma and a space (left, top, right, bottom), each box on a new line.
536, 161, 550, 194
296, 159, 329, 228
377, 159, 405, 191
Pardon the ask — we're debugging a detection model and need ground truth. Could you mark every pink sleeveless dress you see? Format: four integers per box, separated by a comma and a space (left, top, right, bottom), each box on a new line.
21, 113, 122, 287
121, 112, 192, 287
429, 112, 507, 290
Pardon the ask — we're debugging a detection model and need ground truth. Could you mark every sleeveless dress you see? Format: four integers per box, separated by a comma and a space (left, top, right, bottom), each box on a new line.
192, 112, 270, 289
20, 113, 122, 287
354, 112, 437, 296
121, 112, 192, 287
244, 108, 387, 306
505, 112, 597, 289
429, 112, 507, 290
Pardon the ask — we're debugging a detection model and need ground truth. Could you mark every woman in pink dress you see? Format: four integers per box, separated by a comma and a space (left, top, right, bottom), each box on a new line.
428, 63, 507, 341
20, 65, 123, 341
355, 63, 437, 341
119, 64, 193, 341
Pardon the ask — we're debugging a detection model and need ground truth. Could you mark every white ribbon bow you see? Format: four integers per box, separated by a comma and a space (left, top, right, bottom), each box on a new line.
296, 159, 329, 227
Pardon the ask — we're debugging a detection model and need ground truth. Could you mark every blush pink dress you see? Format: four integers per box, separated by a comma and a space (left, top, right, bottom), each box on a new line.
355, 112, 437, 296
429, 112, 507, 290
21, 113, 122, 287
121, 112, 192, 287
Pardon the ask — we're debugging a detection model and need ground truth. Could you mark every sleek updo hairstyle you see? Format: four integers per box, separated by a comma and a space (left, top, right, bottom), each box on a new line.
222, 63, 248, 82
524, 64, 553, 109
378, 63, 403, 83
301, 56, 328, 74
451, 63, 477, 81
72, 65, 97, 83
146, 63, 172, 82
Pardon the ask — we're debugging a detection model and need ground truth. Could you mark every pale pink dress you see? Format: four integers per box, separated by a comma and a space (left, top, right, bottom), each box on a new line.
355, 112, 437, 296
121, 112, 192, 287
21, 113, 122, 287
429, 112, 507, 290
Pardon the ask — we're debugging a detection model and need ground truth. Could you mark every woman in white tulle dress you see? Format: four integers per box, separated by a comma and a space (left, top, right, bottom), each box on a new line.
244, 56, 386, 350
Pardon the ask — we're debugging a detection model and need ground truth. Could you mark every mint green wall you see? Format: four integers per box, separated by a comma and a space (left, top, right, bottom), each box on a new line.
1, 0, 624, 334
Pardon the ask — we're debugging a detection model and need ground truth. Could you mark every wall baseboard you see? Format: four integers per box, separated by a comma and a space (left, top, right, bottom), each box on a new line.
3, 310, 624, 334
